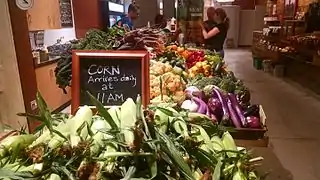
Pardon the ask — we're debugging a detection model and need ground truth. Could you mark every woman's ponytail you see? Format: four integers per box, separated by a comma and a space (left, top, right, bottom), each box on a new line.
215, 8, 229, 30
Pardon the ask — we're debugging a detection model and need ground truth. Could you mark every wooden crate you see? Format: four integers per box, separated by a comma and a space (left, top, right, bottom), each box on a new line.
235, 136, 269, 147
230, 106, 268, 147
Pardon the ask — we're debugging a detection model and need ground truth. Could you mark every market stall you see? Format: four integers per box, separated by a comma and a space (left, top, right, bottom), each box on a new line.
0, 26, 268, 179
251, 1, 320, 95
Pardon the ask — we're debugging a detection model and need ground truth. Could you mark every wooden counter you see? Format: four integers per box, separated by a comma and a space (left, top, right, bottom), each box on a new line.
35, 56, 61, 68
35, 61, 71, 112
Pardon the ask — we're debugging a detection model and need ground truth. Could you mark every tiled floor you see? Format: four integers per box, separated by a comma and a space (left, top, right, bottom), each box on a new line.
62, 49, 320, 179
225, 49, 320, 180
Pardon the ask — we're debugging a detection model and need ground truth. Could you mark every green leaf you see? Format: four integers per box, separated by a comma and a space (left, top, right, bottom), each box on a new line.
16, 113, 44, 123
59, 166, 76, 180
157, 130, 195, 180
36, 92, 54, 132
147, 156, 157, 179
0, 169, 34, 179
191, 148, 217, 168
76, 121, 86, 136
86, 122, 94, 137
156, 107, 174, 117
122, 166, 136, 180
52, 129, 68, 141
87, 91, 118, 131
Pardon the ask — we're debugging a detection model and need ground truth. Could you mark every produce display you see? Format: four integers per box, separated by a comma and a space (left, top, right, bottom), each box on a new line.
287, 34, 320, 48
1, 26, 269, 179
150, 45, 260, 130
0, 93, 263, 179
257, 40, 296, 53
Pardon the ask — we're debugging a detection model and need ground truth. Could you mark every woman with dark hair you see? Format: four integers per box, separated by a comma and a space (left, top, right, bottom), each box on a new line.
200, 8, 229, 58
154, 14, 167, 29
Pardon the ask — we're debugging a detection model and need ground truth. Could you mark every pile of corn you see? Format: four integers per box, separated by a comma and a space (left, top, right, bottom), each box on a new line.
0, 93, 262, 179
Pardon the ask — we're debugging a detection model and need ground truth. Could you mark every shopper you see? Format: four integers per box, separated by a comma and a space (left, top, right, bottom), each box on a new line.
114, 4, 139, 31
304, 1, 320, 33
203, 7, 216, 32
200, 8, 229, 58
203, 7, 217, 51
154, 14, 167, 29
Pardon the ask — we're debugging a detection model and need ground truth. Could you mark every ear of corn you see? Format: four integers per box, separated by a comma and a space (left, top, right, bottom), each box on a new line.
0, 134, 36, 158
170, 117, 189, 138
68, 106, 93, 147
47, 173, 61, 180
193, 169, 202, 179
191, 125, 210, 142
90, 119, 109, 156
191, 124, 213, 154
212, 159, 222, 180
120, 98, 137, 146
232, 170, 247, 180
154, 109, 170, 133
210, 136, 224, 152
221, 132, 237, 158
107, 106, 120, 128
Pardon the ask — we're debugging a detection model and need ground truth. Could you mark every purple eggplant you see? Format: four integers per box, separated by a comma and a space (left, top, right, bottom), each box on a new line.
244, 105, 260, 117
212, 86, 230, 122
226, 98, 242, 128
207, 97, 223, 121
205, 104, 218, 123
192, 97, 207, 114
229, 93, 248, 127
246, 116, 261, 128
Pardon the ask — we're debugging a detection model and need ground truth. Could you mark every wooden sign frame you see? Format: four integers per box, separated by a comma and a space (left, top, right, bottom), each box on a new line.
71, 50, 150, 114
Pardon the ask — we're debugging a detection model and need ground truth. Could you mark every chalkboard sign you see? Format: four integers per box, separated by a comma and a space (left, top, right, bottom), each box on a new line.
72, 51, 150, 114
60, 0, 73, 27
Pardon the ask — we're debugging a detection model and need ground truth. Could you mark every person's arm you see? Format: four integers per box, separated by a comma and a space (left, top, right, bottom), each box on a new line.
202, 27, 220, 39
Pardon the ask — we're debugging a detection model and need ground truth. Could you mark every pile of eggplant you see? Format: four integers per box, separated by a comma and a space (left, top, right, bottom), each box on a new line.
181, 86, 263, 129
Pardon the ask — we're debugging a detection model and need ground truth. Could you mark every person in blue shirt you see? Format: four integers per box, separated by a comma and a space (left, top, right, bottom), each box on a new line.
114, 4, 139, 31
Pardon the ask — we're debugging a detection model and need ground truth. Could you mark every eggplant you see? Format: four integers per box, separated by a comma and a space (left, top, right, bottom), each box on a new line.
205, 106, 216, 123
243, 105, 260, 117
212, 86, 229, 123
207, 97, 222, 121
246, 116, 261, 128
192, 97, 207, 114
226, 98, 241, 128
229, 93, 248, 127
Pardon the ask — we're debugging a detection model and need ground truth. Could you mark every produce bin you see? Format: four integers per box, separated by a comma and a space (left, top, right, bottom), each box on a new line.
231, 106, 268, 147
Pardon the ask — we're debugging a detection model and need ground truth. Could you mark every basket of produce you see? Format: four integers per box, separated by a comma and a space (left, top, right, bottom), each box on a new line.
0, 92, 263, 179
182, 76, 267, 140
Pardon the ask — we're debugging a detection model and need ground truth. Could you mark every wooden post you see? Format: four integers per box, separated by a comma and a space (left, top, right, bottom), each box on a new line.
7, 0, 39, 132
